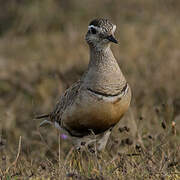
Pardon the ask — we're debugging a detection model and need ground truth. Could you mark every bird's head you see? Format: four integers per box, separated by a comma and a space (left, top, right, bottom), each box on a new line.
85, 18, 118, 50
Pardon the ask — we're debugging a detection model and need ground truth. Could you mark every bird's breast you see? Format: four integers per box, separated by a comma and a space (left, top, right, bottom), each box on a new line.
61, 86, 131, 136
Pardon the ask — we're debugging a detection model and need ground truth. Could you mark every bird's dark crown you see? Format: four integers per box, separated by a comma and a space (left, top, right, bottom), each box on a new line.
89, 18, 114, 33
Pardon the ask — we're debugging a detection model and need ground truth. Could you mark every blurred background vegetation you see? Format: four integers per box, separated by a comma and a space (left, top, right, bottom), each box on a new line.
0, 0, 180, 178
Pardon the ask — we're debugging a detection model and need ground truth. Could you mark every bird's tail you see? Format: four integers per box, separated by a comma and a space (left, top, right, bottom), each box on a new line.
35, 114, 50, 119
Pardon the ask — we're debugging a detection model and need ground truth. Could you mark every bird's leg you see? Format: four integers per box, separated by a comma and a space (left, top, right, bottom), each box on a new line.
84, 129, 97, 153
97, 128, 112, 151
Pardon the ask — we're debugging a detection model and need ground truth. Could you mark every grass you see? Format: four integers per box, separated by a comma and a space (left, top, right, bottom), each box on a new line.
0, 0, 180, 179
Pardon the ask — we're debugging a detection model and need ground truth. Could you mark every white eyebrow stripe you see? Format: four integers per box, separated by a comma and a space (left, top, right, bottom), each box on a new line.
88, 25, 101, 31
112, 25, 116, 33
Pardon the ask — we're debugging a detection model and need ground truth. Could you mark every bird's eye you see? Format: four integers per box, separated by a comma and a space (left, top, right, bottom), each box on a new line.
91, 27, 97, 34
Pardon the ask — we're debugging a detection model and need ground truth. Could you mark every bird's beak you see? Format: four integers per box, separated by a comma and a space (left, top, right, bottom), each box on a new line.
107, 35, 118, 44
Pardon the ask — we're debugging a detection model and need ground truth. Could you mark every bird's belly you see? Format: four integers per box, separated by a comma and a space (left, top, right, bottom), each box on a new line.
61, 89, 131, 136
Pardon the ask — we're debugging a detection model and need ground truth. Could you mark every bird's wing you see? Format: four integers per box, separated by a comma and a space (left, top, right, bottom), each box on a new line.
49, 80, 81, 125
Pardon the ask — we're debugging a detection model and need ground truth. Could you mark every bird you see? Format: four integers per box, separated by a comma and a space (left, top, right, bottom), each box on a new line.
36, 18, 131, 151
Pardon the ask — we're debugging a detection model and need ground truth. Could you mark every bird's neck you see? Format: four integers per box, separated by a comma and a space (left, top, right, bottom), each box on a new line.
88, 45, 119, 71
83, 45, 126, 94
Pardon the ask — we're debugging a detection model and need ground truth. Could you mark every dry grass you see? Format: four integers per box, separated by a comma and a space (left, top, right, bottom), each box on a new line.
0, 0, 180, 179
